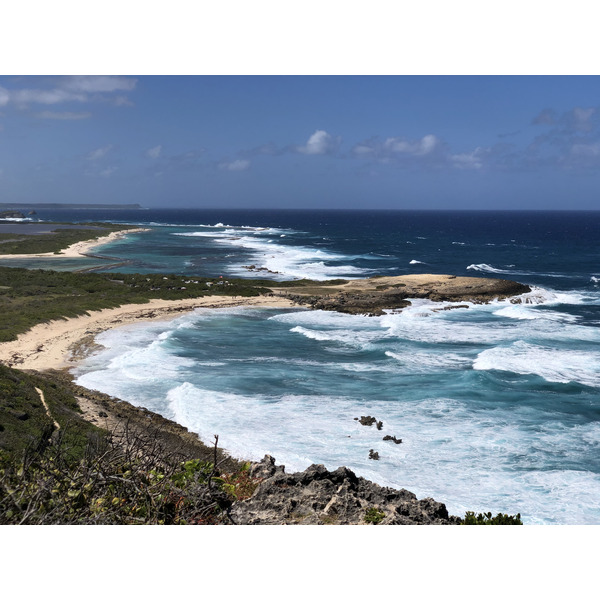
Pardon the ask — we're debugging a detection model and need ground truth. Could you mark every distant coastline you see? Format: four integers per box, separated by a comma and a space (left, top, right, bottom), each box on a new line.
0, 227, 150, 260
0, 202, 143, 210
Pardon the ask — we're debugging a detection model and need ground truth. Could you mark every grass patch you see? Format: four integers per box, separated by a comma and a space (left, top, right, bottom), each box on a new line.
364, 507, 385, 524
0, 266, 274, 343
0, 223, 139, 255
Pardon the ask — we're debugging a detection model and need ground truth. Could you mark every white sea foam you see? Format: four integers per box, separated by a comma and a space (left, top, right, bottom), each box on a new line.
409, 259, 426, 265
493, 305, 579, 322
72, 304, 600, 524
467, 263, 570, 279
175, 226, 370, 281
473, 341, 600, 387
385, 350, 471, 372
289, 325, 381, 349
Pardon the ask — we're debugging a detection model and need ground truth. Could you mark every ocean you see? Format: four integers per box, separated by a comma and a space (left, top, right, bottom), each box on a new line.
16, 208, 600, 524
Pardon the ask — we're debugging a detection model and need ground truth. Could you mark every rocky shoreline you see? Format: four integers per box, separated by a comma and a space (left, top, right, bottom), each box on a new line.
38, 369, 461, 524
11, 273, 533, 524
271, 274, 532, 315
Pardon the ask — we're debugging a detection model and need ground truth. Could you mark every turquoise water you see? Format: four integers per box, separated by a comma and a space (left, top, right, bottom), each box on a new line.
36, 208, 599, 524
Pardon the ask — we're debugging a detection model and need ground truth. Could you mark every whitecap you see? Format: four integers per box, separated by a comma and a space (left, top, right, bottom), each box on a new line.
473, 341, 600, 387
385, 350, 471, 372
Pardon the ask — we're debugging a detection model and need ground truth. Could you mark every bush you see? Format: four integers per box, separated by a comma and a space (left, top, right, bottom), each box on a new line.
0, 424, 253, 525
364, 507, 385, 524
462, 511, 523, 525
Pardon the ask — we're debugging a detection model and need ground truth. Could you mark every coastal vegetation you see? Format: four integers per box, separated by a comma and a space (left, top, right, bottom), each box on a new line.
0, 364, 254, 524
462, 511, 523, 525
0, 223, 140, 255
0, 266, 276, 343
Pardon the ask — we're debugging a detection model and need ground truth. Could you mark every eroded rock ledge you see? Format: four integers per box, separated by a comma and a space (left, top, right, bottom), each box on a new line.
272, 274, 531, 316
231, 455, 460, 525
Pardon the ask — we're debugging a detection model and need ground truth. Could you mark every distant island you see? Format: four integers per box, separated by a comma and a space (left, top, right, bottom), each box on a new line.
0, 203, 143, 210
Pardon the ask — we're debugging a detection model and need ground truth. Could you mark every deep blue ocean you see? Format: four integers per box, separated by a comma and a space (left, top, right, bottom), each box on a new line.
12, 209, 600, 524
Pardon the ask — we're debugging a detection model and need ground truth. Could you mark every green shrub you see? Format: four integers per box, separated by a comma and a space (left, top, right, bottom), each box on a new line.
364, 507, 385, 524
462, 511, 523, 525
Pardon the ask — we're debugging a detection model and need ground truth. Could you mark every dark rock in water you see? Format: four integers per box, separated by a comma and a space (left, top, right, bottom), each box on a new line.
354, 416, 383, 429
230, 455, 460, 525
0, 211, 26, 219
356, 415, 377, 426
368, 449, 380, 460
383, 435, 402, 444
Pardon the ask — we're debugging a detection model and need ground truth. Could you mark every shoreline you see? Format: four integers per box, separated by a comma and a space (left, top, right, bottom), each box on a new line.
0, 295, 299, 371
0, 227, 150, 260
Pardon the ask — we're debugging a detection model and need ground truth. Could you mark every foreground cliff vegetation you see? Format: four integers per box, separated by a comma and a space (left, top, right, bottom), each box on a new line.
0, 365, 522, 525
0, 364, 255, 524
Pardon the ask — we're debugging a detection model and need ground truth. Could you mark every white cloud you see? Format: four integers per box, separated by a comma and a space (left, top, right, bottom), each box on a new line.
384, 134, 439, 156
11, 88, 87, 105
62, 76, 137, 93
352, 144, 375, 156
35, 111, 91, 120
298, 129, 338, 155
451, 147, 488, 169
0, 76, 137, 109
0, 87, 9, 107
146, 145, 162, 159
219, 159, 250, 171
571, 106, 596, 131
87, 145, 113, 160
570, 142, 600, 157
99, 166, 118, 178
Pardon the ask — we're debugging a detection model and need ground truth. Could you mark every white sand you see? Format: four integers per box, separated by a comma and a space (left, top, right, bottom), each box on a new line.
0, 295, 298, 371
0, 227, 150, 259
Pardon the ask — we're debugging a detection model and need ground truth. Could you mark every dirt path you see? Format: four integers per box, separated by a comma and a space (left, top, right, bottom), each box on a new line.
34, 386, 61, 432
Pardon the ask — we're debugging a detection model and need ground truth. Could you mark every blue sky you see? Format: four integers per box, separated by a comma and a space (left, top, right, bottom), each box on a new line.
1, 75, 600, 209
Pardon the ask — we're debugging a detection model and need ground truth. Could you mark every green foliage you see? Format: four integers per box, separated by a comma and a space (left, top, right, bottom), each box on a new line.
0, 422, 258, 525
170, 459, 214, 487
0, 364, 103, 459
217, 463, 261, 500
0, 266, 273, 343
462, 511, 523, 525
0, 224, 139, 255
364, 507, 385, 524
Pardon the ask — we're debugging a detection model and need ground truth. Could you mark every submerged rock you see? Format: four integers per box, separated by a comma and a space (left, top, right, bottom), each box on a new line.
231, 455, 460, 525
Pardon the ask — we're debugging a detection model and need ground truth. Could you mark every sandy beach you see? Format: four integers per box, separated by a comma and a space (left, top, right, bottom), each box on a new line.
0, 295, 299, 371
0, 227, 150, 259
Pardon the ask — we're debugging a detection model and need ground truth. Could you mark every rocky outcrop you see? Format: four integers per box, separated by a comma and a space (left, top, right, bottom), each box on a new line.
0, 211, 26, 219
230, 455, 461, 525
272, 274, 531, 316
